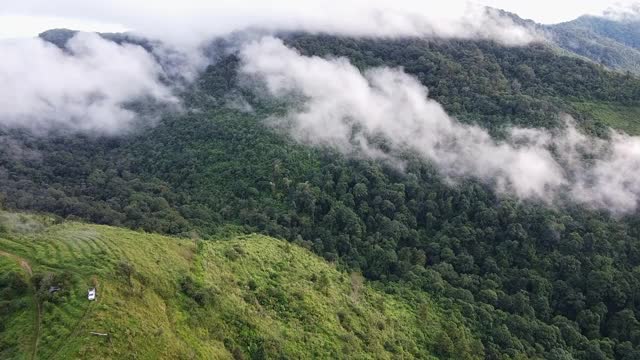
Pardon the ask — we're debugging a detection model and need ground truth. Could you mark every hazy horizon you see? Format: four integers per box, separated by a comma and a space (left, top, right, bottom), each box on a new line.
1, 0, 639, 40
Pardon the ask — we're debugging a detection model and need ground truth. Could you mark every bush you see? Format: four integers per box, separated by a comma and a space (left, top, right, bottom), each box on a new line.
179, 276, 216, 306
0, 271, 28, 297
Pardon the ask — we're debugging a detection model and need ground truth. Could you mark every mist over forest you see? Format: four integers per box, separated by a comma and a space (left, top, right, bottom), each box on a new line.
3, 2, 640, 359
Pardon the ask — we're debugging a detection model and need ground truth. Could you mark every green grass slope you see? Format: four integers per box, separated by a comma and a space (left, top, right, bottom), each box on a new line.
572, 101, 640, 135
0, 212, 480, 359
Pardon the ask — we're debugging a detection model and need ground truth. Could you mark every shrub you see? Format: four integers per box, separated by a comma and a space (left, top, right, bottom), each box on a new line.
179, 276, 216, 306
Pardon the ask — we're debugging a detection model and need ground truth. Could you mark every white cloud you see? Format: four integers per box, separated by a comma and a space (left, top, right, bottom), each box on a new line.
3, 0, 541, 46
569, 133, 640, 211
240, 37, 640, 213
0, 0, 545, 135
480, 0, 639, 23
3, 0, 637, 42
0, 33, 177, 134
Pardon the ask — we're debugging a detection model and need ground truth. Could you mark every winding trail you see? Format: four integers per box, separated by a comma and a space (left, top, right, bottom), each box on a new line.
0, 250, 41, 360
0, 250, 32, 275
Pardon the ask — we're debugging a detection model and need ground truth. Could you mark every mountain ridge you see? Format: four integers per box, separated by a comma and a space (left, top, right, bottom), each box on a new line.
36, 7, 640, 77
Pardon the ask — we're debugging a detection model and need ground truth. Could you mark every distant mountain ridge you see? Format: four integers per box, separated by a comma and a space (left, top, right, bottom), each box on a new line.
38, 9, 640, 76
548, 14, 640, 74
39, 28, 151, 50
468, 8, 640, 75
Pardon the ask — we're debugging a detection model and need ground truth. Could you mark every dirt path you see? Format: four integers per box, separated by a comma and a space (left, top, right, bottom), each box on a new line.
20, 260, 33, 276
32, 301, 42, 360
0, 250, 41, 359
0, 250, 33, 277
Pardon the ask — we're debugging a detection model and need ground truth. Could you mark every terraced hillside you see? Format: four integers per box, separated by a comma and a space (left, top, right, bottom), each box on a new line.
0, 212, 480, 359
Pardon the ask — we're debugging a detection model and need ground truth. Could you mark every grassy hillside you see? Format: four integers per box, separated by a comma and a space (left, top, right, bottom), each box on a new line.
0, 212, 479, 359
572, 101, 640, 135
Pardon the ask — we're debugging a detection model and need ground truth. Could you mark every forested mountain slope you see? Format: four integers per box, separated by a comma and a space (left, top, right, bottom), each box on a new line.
482, 9, 640, 75
1, 29, 640, 359
549, 15, 640, 75
0, 212, 475, 359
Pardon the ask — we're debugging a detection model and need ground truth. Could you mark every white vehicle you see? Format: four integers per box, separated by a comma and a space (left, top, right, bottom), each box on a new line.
88, 288, 96, 301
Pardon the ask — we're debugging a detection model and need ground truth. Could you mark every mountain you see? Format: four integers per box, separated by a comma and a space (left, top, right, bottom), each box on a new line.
38, 28, 150, 49
486, 8, 640, 75
567, 15, 640, 48
3, 12, 640, 360
0, 211, 479, 359
38, 29, 78, 48
548, 14, 640, 74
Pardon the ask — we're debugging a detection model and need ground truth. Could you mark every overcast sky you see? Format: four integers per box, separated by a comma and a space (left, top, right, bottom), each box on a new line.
0, 0, 638, 40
